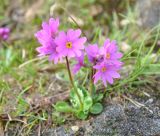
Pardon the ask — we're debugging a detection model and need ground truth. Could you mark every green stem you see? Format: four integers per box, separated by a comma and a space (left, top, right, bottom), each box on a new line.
65, 57, 83, 107
90, 67, 94, 96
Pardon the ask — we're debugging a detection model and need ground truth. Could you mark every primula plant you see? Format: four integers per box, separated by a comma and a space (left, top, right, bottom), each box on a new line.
35, 18, 123, 120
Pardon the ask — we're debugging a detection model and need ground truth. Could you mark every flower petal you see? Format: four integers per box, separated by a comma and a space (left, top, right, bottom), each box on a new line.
102, 76, 107, 86
49, 18, 59, 34
67, 29, 81, 41
105, 75, 113, 84
73, 37, 86, 49
108, 71, 120, 78
93, 72, 101, 84
72, 64, 81, 74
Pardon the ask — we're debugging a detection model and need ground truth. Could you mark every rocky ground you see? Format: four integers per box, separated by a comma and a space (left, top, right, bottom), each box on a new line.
6, 94, 160, 136
35, 93, 160, 136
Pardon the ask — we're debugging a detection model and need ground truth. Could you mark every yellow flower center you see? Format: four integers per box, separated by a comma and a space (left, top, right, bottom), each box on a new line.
66, 42, 72, 48
106, 53, 110, 59
101, 67, 106, 72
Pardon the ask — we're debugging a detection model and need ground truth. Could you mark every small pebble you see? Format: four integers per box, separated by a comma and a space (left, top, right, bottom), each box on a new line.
145, 98, 154, 104
71, 126, 79, 132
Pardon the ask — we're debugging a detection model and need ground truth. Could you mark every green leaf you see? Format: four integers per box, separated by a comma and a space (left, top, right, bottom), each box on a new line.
54, 101, 73, 113
80, 87, 89, 97
83, 96, 93, 111
93, 93, 104, 102
143, 64, 160, 75
90, 103, 103, 114
70, 88, 84, 109
92, 85, 96, 94
52, 112, 65, 125
76, 111, 88, 120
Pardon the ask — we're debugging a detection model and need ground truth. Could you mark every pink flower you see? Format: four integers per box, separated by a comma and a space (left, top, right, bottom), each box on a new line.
85, 44, 101, 63
100, 39, 123, 65
93, 62, 121, 86
35, 18, 61, 64
0, 27, 10, 41
41, 18, 59, 38
35, 18, 59, 46
55, 29, 86, 58
72, 53, 85, 74
36, 44, 61, 64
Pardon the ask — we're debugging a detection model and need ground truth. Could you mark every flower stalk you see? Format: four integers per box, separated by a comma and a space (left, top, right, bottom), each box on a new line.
65, 57, 83, 108
90, 67, 94, 95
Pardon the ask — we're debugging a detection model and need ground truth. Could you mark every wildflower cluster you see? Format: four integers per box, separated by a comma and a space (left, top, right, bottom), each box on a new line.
87, 40, 123, 86
0, 27, 10, 41
35, 18, 123, 119
35, 18, 123, 87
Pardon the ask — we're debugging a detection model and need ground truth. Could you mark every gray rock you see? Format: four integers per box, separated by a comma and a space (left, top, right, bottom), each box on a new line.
137, 0, 160, 28
41, 103, 160, 136
41, 127, 74, 136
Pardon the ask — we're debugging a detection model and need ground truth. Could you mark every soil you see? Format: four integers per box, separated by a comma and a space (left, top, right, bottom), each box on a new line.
4, 80, 160, 136
30, 88, 160, 136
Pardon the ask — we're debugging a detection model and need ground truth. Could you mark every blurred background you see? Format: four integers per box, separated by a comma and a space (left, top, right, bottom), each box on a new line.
0, 0, 159, 41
